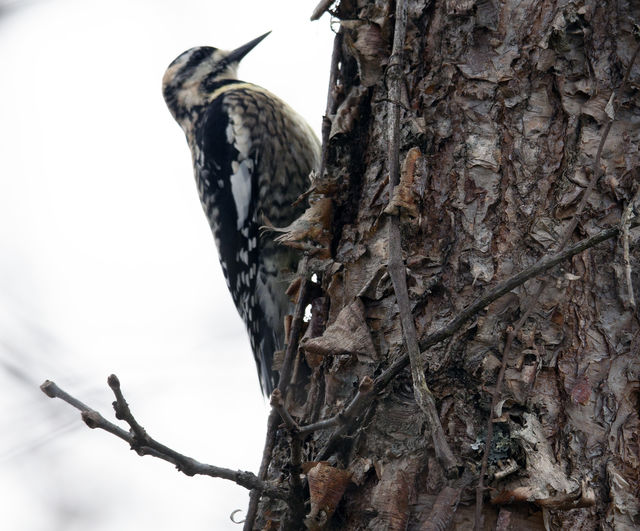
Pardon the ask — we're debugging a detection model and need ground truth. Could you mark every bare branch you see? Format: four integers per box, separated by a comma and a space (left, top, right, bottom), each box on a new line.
40, 378, 288, 501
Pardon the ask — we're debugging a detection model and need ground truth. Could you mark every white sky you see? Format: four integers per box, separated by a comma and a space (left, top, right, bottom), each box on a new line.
0, 1, 333, 529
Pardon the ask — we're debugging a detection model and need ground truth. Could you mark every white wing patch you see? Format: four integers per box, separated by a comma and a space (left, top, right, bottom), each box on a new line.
230, 159, 253, 229
226, 111, 254, 230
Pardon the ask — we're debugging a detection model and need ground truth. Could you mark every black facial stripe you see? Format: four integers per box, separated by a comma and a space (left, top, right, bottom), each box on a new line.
170, 47, 216, 88
182, 47, 214, 73
203, 77, 237, 93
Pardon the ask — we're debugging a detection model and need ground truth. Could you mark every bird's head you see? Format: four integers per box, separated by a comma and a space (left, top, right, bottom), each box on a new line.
162, 32, 270, 123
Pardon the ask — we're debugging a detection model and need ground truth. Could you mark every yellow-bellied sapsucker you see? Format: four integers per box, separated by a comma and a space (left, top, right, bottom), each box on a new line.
162, 33, 320, 394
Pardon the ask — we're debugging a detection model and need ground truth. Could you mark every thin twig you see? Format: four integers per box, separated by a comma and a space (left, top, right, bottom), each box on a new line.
621, 185, 640, 310
384, 0, 457, 475
472, 43, 640, 531
319, 30, 343, 180
308, 218, 638, 456
108, 374, 146, 438
386, 0, 407, 190
278, 256, 311, 395
40, 378, 288, 501
415, 219, 638, 352
270, 388, 300, 432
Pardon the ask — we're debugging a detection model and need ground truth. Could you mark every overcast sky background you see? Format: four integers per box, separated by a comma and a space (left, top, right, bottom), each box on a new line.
0, 1, 333, 529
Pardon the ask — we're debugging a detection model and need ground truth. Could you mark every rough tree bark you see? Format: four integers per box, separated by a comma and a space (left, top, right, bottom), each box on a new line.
254, 0, 640, 529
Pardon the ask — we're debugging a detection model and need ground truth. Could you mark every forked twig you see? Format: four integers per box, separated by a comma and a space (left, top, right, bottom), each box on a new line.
40, 378, 288, 501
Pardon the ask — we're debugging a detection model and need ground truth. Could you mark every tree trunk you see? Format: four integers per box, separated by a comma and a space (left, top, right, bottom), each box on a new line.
255, 0, 640, 529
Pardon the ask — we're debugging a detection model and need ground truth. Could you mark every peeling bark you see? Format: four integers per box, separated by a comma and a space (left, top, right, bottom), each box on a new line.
254, 0, 640, 528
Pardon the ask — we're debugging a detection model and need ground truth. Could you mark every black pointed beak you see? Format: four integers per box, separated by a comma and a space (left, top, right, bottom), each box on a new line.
227, 31, 271, 64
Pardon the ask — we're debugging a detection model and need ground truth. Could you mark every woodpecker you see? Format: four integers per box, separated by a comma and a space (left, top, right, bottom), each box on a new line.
162, 33, 320, 394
